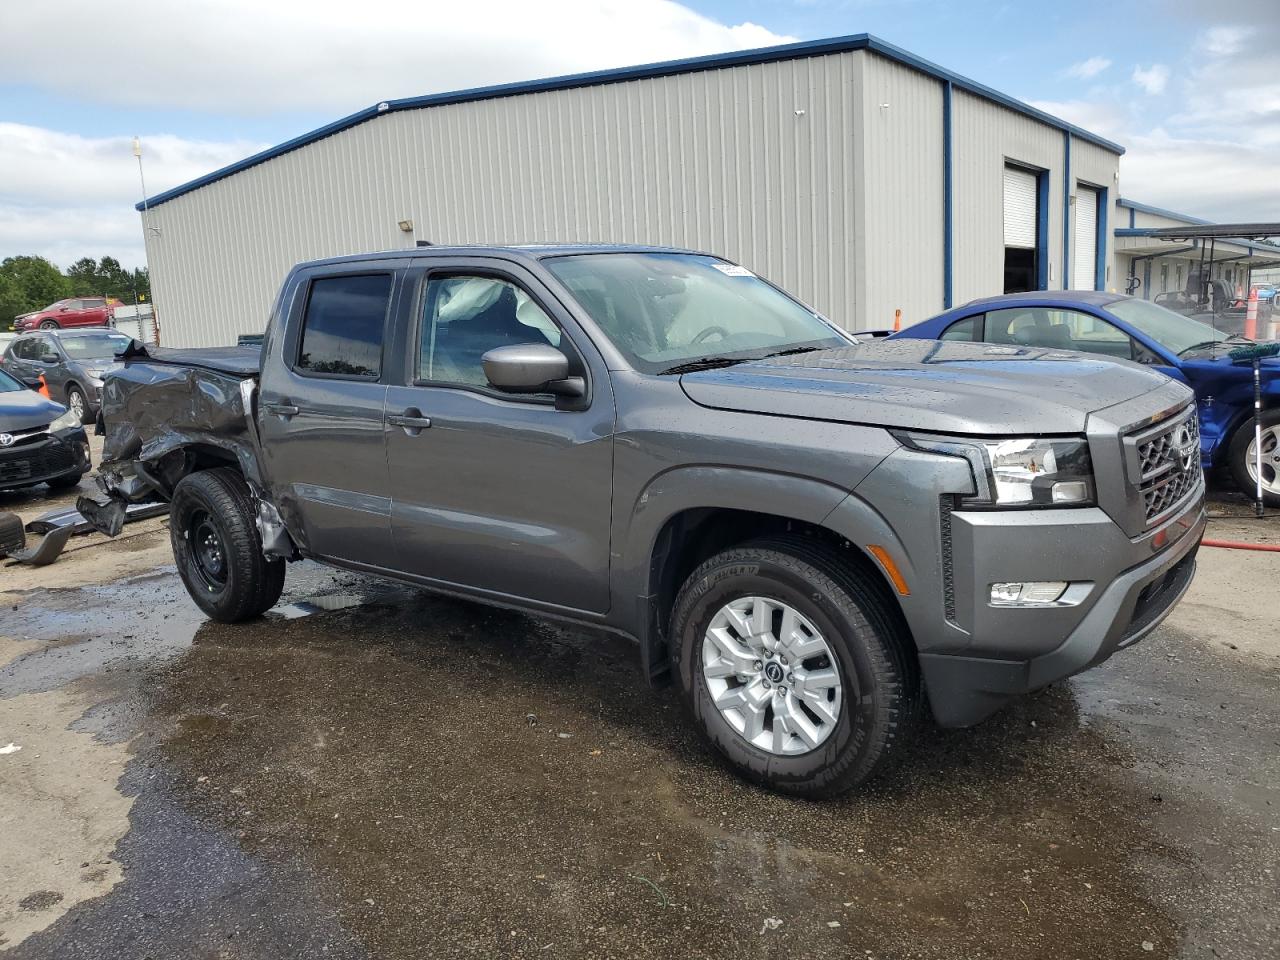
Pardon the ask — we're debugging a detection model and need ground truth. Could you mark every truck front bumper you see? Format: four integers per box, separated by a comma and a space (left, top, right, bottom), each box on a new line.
918, 488, 1205, 727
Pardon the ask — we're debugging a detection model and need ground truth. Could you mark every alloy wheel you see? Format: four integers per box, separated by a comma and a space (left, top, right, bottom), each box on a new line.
1245, 424, 1280, 495
701, 595, 843, 755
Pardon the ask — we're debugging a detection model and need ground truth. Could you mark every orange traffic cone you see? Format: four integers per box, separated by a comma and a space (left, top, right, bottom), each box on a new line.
1245, 287, 1259, 340
37, 374, 51, 398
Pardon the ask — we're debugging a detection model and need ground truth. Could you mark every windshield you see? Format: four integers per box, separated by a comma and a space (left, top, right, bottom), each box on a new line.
545, 253, 848, 373
1107, 298, 1238, 356
0, 369, 21, 393
60, 332, 131, 360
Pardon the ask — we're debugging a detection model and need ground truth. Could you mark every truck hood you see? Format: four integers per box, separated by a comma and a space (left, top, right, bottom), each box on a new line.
679, 340, 1175, 434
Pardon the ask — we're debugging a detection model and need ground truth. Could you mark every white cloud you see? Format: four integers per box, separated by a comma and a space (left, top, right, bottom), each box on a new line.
1132, 64, 1169, 95
0, 125, 265, 269
1200, 25, 1252, 57
0, 0, 790, 269
0, 0, 793, 115
1063, 57, 1111, 80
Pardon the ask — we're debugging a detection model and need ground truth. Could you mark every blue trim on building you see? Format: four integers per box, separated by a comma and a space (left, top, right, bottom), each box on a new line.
1116, 197, 1212, 225
1094, 186, 1109, 291
136, 32, 1126, 211
1062, 132, 1072, 289
1036, 169, 1050, 289
942, 80, 953, 309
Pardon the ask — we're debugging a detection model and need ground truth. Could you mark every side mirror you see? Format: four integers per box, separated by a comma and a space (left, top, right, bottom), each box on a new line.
59, 306, 70, 312
41, 353, 59, 364
482, 343, 584, 398
21, 377, 42, 390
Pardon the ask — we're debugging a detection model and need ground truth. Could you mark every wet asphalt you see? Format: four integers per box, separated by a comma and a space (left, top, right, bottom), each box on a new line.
0, 474, 1278, 958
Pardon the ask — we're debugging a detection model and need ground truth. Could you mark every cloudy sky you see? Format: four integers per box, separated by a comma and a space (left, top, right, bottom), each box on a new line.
2, 0, 1277, 270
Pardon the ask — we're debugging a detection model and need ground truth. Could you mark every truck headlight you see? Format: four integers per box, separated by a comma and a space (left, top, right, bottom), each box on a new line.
896, 433, 1095, 507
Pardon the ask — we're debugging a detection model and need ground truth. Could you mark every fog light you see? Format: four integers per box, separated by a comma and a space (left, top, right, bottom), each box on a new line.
990, 581, 1069, 605
1051, 480, 1091, 504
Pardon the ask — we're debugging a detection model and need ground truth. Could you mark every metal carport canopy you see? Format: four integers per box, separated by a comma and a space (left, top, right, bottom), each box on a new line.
1139, 223, 1280, 242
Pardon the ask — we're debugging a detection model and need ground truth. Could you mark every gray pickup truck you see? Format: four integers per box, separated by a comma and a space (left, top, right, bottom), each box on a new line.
91, 245, 1206, 797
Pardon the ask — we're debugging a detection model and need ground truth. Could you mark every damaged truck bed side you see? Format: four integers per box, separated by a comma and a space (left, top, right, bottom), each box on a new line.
86, 343, 288, 552
90, 244, 1205, 798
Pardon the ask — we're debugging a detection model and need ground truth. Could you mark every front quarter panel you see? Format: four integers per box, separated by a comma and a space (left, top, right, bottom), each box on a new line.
608, 370, 900, 632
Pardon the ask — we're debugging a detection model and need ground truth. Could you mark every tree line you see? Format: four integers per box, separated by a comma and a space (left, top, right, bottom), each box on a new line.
0, 255, 151, 330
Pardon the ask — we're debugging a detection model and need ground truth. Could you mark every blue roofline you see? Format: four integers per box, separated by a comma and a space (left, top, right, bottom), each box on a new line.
137, 32, 1126, 212
1116, 197, 1212, 226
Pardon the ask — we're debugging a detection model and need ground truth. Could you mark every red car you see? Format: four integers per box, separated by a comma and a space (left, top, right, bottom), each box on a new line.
15, 297, 114, 332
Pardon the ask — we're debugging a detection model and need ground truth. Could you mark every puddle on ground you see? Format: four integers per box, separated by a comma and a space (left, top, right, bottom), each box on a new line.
5, 562, 1277, 959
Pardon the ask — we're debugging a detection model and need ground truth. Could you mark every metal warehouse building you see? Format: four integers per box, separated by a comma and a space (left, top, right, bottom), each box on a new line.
139, 34, 1124, 347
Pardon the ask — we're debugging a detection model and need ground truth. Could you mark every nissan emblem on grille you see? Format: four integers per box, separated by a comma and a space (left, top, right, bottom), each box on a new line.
1134, 410, 1201, 523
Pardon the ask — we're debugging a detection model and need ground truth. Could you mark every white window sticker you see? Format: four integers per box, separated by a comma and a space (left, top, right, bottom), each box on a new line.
712, 263, 755, 277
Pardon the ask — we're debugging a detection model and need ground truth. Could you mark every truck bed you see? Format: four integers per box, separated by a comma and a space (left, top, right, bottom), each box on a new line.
95, 342, 264, 499
121, 343, 263, 377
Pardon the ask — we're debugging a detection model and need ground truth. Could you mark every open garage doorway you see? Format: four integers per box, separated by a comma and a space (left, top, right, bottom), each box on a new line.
1003, 164, 1046, 293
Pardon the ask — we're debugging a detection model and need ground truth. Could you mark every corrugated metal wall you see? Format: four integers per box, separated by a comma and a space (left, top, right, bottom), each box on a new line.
858, 53, 944, 328
950, 90, 1065, 304
143, 53, 864, 347
142, 48, 1119, 347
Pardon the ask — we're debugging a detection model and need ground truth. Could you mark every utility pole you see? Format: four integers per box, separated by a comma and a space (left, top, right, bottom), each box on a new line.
132, 137, 157, 342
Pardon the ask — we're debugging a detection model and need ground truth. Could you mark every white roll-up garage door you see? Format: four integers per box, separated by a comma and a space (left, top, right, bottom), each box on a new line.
1074, 185, 1099, 289
1003, 167, 1037, 249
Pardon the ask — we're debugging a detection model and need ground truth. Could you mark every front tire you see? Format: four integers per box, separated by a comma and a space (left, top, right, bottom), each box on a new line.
670, 537, 920, 798
66, 385, 90, 424
1228, 410, 1280, 507
170, 467, 286, 622
38, 319, 58, 330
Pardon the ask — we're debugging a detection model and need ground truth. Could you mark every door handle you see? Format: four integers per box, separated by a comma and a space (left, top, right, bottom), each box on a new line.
264, 401, 300, 418
388, 411, 432, 432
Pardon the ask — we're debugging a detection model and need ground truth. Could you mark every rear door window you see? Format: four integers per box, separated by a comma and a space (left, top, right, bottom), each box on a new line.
296, 274, 393, 378
940, 315, 983, 341
984, 307, 1133, 358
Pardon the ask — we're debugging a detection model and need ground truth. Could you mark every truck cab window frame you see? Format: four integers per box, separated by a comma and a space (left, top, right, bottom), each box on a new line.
292, 272, 394, 381
410, 269, 583, 405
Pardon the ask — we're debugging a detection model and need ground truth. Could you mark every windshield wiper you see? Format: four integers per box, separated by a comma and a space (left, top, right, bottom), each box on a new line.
658, 356, 753, 375
761, 345, 824, 358
1177, 337, 1248, 357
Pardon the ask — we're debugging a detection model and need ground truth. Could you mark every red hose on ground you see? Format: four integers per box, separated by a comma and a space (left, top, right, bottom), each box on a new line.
1200, 538, 1280, 553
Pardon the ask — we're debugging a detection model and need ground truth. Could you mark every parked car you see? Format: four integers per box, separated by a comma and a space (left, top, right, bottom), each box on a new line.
90, 246, 1203, 796
893, 290, 1280, 505
1, 328, 133, 424
14, 296, 114, 332
0, 367, 90, 492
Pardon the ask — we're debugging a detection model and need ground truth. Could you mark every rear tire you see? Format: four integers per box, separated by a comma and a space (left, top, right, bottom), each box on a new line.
1227, 409, 1280, 508
170, 467, 286, 622
670, 536, 920, 798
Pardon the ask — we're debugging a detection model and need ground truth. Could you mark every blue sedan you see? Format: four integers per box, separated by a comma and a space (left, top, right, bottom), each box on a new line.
893, 291, 1280, 504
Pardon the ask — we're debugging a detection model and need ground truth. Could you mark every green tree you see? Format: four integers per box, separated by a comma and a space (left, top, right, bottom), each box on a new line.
0, 256, 70, 330
65, 257, 101, 296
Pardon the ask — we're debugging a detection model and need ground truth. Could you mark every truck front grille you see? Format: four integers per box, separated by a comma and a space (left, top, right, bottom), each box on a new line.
1131, 407, 1201, 525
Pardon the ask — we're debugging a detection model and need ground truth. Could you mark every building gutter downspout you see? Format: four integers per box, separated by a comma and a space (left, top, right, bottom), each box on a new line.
942, 80, 954, 309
